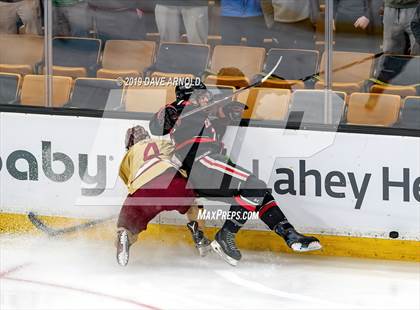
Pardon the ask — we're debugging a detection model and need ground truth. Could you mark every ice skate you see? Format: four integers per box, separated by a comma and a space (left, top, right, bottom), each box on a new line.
116, 228, 131, 266
187, 221, 212, 256
211, 228, 241, 266
275, 225, 322, 252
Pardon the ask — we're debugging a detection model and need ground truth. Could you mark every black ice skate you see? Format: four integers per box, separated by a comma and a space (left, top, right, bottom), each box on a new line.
116, 229, 131, 266
187, 221, 212, 257
275, 224, 322, 252
211, 228, 241, 266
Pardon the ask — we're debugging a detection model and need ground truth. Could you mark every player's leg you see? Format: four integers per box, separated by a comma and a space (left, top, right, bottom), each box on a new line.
186, 203, 211, 256
115, 170, 190, 266
116, 192, 162, 266
157, 172, 212, 256
191, 154, 255, 265
192, 154, 321, 265
257, 191, 321, 252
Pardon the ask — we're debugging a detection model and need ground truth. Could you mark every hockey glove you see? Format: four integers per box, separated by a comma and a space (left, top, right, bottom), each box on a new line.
157, 105, 179, 132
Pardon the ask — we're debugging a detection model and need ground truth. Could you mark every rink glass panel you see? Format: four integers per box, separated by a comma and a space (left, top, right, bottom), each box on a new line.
0, 1, 419, 131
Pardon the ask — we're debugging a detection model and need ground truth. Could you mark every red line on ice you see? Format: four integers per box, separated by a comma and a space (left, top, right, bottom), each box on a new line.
1, 264, 160, 310
0, 263, 31, 278
3, 276, 161, 310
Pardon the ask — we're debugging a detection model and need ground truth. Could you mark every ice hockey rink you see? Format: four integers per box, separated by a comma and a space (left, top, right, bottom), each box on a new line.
1, 235, 419, 310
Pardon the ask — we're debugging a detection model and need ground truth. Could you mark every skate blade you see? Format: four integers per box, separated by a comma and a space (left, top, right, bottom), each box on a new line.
116, 231, 130, 266
198, 244, 212, 257
291, 241, 322, 252
210, 240, 238, 266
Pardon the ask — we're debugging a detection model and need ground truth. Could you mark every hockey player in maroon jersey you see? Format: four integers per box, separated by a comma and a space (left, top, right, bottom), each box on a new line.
116, 125, 211, 266
149, 82, 322, 266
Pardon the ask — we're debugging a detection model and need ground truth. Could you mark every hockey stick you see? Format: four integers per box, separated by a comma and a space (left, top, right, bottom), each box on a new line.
27, 212, 116, 237
179, 56, 283, 120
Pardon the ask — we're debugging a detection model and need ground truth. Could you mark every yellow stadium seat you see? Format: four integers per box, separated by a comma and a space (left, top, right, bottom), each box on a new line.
206, 45, 265, 88
125, 86, 176, 113
347, 93, 401, 126
20, 75, 73, 107
205, 75, 250, 89
315, 51, 375, 94
0, 34, 44, 75
236, 88, 291, 121
97, 40, 156, 79
370, 84, 417, 98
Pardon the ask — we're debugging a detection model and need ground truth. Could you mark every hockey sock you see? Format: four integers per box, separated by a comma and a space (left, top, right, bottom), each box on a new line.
222, 204, 249, 233
258, 194, 293, 231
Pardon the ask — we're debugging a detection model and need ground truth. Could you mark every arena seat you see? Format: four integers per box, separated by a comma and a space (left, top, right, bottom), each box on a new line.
315, 51, 375, 93
289, 90, 347, 124
207, 85, 235, 99
66, 78, 124, 110
97, 40, 156, 79
204, 75, 250, 89
146, 43, 210, 78
236, 88, 291, 121
20, 75, 72, 107
395, 96, 420, 130
346, 93, 401, 127
0, 73, 21, 104
369, 54, 420, 97
205, 45, 265, 88
50, 37, 102, 78
0, 34, 44, 75
124, 86, 175, 113
261, 49, 319, 90
370, 84, 417, 97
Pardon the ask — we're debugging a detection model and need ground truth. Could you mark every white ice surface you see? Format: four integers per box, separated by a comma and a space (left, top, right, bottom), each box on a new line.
1, 235, 419, 310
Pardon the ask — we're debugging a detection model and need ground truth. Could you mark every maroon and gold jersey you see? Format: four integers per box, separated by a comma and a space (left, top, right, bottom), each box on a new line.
119, 139, 178, 194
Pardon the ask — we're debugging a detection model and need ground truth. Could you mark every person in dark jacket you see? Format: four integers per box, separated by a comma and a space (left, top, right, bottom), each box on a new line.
53, 0, 90, 37
154, 0, 208, 44
333, 0, 374, 52
383, 0, 419, 55
219, 0, 266, 47
410, 3, 420, 53
88, 0, 146, 41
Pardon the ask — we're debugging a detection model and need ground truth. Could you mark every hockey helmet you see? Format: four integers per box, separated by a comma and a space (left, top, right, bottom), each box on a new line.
175, 81, 211, 102
125, 125, 150, 150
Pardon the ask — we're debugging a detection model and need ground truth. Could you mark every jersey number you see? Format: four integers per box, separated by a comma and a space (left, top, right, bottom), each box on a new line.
143, 142, 160, 161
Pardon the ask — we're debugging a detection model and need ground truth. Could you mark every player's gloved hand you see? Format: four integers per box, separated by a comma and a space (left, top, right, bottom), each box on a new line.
222, 101, 248, 122
157, 105, 179, 132
170, 100, 187, 114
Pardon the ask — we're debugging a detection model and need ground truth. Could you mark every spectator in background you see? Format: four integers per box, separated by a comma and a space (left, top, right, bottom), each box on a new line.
410, 3, 420, 53
219, 0, 266, 47
0, 0, 41, 34
155, 0, 208, 44
139, 0, 158, 34
333, 0, 374, 52
261, 0, 320, 50
383, 0, 419, 55
53, 0, 90, 37
88, 0, 145, 41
